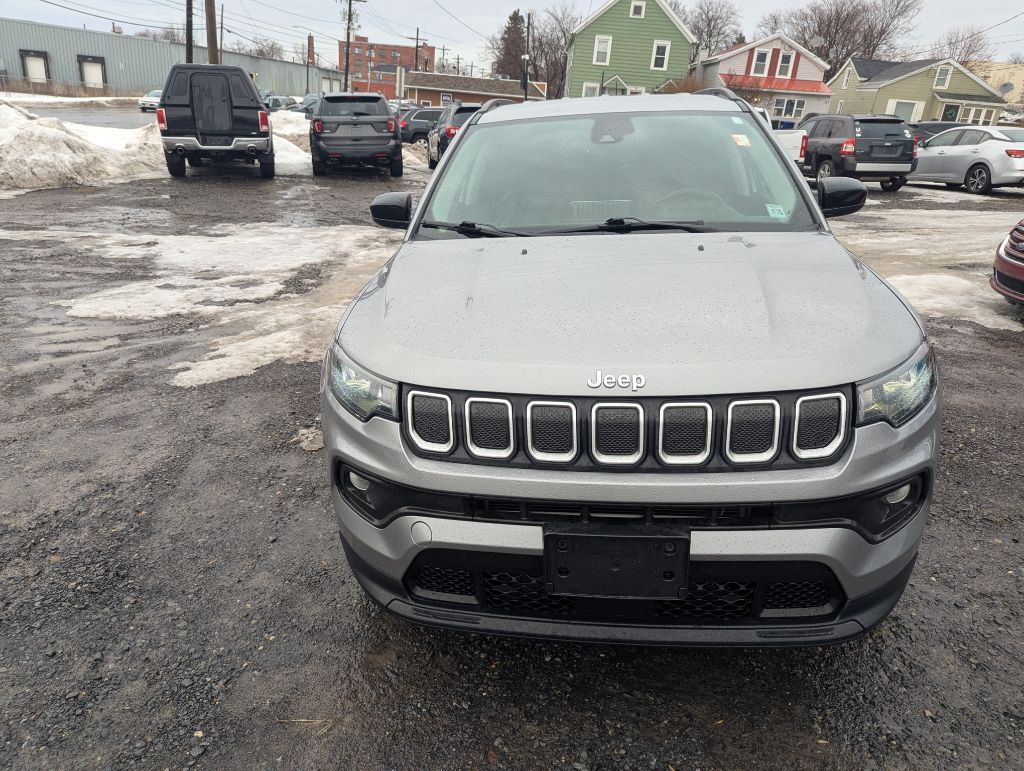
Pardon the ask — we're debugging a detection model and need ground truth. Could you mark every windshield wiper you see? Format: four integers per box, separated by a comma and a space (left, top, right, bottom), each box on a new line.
541, 217, 720, 235
420, 220, 528, 238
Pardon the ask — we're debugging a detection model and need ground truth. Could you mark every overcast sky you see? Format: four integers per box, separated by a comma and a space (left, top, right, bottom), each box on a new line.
10, 0, 1024, 73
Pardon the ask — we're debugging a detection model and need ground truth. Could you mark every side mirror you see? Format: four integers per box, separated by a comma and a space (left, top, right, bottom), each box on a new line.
818, 176, 867, 218
370, 192, 412, 229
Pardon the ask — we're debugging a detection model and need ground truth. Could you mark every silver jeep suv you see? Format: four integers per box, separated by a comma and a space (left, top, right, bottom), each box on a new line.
320, 92, 940, 647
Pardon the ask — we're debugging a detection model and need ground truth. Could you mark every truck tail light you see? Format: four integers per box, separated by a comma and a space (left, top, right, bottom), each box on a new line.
258, 110, 270, 133
445, 125, 458, 139
399, 119, 408, 129
156, 108, 167, 131
387, 118, 396, 133
311, 118, 324, 134
840, 138, 856, 156
799, 134, 808, 160
1006, 149, 1024, 159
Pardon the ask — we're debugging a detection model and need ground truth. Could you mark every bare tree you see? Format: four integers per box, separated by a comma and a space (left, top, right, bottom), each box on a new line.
687, 0, 742, 61
931, 25, 996, 73
665, 0, 686, 19
755, 0, 923, 79
134, 26, 185, 44
227, 38, 285, 60
1009, 52, 1024, 66
531, 1, 582, 97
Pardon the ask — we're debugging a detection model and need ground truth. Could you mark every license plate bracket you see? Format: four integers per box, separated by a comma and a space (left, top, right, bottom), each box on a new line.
543, 526, 689, 599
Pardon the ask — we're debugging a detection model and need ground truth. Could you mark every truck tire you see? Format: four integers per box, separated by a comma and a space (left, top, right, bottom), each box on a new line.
964, 164, 991, 194
428, 153, 438, 170
165, 153, 186, 178
390, 155, 404, 177
259, 155, 275, 179
880, 176, 906, 192
312, 159, 327, 176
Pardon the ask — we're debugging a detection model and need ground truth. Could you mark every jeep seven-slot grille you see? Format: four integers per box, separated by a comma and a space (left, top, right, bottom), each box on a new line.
403, 386, 851, 472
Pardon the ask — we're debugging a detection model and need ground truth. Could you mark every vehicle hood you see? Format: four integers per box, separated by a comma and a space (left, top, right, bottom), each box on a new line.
339, 232, 923, 396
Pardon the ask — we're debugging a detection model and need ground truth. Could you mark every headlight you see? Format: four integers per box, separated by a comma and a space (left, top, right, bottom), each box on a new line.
856, 342, 936, 427
327, 343, 398, 422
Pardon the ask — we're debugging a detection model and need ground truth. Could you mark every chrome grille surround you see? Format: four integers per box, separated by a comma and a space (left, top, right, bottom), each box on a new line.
526, 400, 578, 464
464, 397, 515, 460
725, 398, 781, 464
406, 390, 454, 454
658, 402, 713, 466
590, 402, 644, 465
792, 392, 847, 460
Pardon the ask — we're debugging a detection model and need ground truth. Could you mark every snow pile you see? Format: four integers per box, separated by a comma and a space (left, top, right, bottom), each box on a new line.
270, 110, 311, 151
0, 102, 164, 190
403, 142, 428, 167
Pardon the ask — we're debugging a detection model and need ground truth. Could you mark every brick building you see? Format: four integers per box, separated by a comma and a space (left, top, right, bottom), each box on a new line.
339, 35, 436, 82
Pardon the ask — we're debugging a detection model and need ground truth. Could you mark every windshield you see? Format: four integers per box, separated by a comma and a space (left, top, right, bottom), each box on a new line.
856, 120, 910, 138
418, 111, 816, 236
1000, 128, 1024, 141
147, 90, 161, 97
320, 96, 386, 117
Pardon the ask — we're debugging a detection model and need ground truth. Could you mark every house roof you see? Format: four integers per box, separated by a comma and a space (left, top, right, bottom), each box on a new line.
848, 57, 903, 81
572, 0, 695, 43
860, 58, 942, 83
934, 91, 1007, 105
404, 71, 547, 100
702, 33, 829, 70
831, 56, 1006, 102
721, 73, 831, 95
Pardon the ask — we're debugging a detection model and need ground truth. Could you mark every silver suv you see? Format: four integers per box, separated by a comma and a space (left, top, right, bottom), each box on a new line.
320, 92, 940, 647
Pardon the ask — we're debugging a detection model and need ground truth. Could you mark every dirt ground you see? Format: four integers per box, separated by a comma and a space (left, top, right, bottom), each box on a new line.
1, 165, 1022, 769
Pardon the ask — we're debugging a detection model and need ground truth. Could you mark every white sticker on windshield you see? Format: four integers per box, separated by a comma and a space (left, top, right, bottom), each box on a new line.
766, 204, 788, 219
731, 116, 744, 124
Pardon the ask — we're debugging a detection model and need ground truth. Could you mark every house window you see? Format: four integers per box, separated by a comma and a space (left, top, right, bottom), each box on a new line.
582, 82, 600, 98
353, 47, 361, 54
627, 86, 646, 95
751, 49, 770, 77
630, 1, 646, 17
393, 51, 400, 57
963, 106, 995, 125
776, 51, 794, 78
650, 40, 670, 71
933, 65, 952, 89
440, 92, 453, 104
835, 100, 844, 113
887, 99, 919, 121
593, 35, 612, 66
772, 98, 806, 118
842, 68, 851, 88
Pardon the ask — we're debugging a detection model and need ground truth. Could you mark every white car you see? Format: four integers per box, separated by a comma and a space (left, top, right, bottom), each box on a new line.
138, 89, 161, 112
911, 125, 1024, 194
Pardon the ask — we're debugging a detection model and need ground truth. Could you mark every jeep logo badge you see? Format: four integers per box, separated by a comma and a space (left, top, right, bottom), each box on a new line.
587, 370, 646, 391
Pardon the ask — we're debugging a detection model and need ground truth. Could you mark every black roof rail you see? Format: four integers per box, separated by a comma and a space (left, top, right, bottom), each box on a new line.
480, 98, 515, 114
695, 87, 754, 114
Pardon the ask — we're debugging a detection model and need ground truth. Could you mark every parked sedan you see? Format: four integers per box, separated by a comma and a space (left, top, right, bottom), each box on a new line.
265, 95, 297, 112
138, 89, 161, 111
912, 125, 1024, 193
991, 218, 1024, 305
908, 120, 964, 143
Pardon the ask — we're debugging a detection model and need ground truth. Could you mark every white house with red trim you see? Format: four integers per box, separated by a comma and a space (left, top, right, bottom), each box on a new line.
692, 34, 831, 127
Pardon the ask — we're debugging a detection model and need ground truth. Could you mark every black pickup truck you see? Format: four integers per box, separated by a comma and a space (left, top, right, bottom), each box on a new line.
157, 64, 275, 179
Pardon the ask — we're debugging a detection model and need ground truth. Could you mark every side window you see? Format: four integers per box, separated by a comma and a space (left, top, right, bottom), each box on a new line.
929, 130, 962, 147
166, 71, 190, 104
956, 129, 985, 146
813, 119, 833, 138
228, 74, 258, 106
801, 119, 818, 137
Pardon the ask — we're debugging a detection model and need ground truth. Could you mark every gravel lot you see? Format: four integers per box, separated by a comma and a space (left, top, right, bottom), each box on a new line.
1, 161, 1023, 769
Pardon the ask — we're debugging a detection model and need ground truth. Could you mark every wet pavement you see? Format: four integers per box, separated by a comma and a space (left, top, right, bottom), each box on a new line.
1, 171, 1022, 768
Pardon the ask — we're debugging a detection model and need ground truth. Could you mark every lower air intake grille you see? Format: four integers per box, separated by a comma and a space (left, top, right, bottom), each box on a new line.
483, 572, 576, 614
411, 565, 474, 599
762, 581, 833, 610
996, 269, 1024, 296
656, 581, 756, 620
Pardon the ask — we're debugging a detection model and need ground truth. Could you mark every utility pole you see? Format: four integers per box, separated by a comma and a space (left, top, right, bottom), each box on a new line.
454, 54, 461, 75
204, 0, 218, 63
343, 0, 367, 91
185, 0, 193, 63
305, 34, 313, 95
522, 12, 531, 101
439, 45, 447, 70
219, 4, 225, 61
468, 61, 475, 77
414, 28, 420, 71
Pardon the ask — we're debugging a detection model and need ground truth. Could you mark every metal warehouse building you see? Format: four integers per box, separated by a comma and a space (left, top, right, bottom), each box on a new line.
0, 17, 343, 97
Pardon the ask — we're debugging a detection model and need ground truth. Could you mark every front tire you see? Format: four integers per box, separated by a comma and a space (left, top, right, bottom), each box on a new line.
259, 154, 275, 179
165, 153, 186, 178
965, 164, 991, 194
880, 176, 906, 192
816, 159, 835, 182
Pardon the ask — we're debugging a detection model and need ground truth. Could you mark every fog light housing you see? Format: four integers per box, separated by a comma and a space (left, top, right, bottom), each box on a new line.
349, 471, 371, 491
884, 484, 912, 505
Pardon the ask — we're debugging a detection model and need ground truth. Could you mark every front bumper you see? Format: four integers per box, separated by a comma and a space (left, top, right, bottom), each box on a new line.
992, 240, 1024, 302
322, 387, 938, 646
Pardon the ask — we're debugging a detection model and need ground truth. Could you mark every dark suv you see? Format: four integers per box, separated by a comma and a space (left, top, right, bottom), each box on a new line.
427, 103, 481, 168
157, 63, 275, 179
800, 114, 916, 191
399, 107, 443, 149
310, 93, 403, 177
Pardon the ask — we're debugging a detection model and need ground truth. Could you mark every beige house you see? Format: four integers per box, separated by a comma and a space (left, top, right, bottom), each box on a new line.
826, 57, 1006, 124
977, 62, 1024, 110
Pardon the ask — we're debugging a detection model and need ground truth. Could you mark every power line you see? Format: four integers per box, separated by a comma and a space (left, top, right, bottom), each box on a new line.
427, 0, 487, 40
33, 0, 195, 27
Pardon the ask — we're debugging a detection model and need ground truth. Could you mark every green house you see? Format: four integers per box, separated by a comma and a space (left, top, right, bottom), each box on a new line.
565, 0, 695, 98
826, 57, 1006, 124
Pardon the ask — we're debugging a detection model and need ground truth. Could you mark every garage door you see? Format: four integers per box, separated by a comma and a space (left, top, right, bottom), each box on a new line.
82, 61, 104, 88
25, 56, 47, 83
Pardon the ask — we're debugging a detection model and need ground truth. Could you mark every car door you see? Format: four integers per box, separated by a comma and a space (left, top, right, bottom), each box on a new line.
914, 129, 961, 180
945, 129, 987, 182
